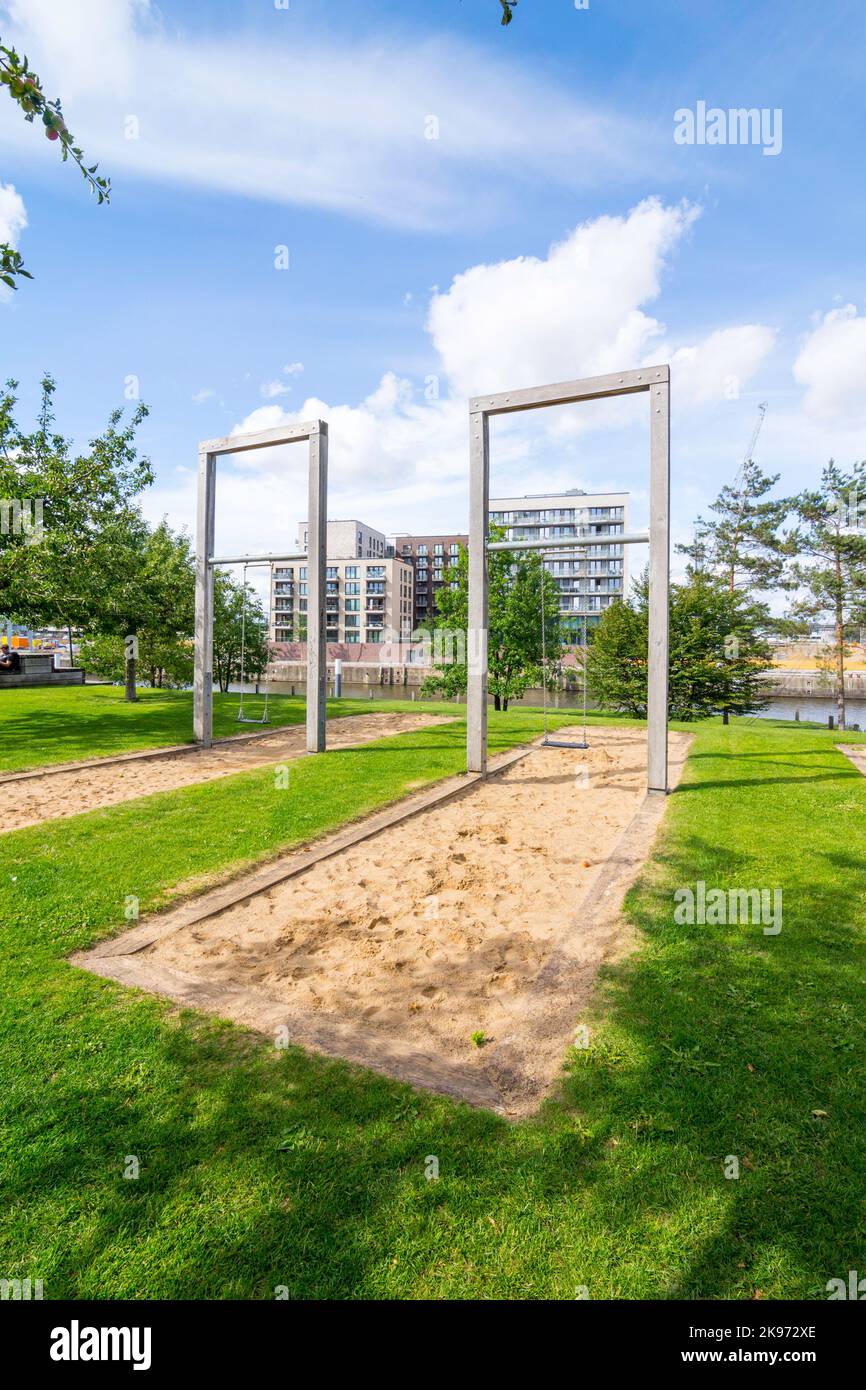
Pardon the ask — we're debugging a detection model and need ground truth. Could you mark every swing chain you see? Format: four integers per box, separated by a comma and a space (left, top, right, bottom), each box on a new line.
236, 562, 270, 724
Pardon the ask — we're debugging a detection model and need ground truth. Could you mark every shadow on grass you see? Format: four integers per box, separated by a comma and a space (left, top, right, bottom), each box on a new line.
1, 721, 864, 1298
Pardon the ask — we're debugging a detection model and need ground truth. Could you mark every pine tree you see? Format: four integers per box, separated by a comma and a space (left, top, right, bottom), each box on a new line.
789, 461, 866, 731
585, 569, 774, 721
677, 460, 794, 593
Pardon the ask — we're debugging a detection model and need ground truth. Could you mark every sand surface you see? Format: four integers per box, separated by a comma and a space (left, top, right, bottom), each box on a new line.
0, 711, 448, 834
142, 726, 691, 1108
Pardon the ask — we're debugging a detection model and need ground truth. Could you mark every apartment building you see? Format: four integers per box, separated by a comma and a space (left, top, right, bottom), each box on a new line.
391, 533, 467, 630
270, 556, 413, 645
296, 519, 387, 560
489, 489, 629, 636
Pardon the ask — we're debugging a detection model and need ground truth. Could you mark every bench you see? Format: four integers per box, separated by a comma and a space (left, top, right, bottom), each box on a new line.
0, 651, 85, 687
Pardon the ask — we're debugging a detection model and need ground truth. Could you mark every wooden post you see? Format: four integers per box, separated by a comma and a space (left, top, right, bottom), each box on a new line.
647, 373, 670, 793
193, 448, 216, 746
467, 409, 489, 773
307, 423, 328, 753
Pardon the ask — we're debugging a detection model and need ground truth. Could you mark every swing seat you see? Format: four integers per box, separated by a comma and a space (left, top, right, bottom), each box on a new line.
542, 736, 588, 750
236, 711, 269, 725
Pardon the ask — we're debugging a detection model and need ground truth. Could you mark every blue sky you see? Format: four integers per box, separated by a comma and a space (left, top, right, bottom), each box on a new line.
1, 0, 865, 587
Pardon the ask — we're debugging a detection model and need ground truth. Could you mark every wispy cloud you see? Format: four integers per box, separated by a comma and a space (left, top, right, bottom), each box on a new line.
0, 0, 667, 232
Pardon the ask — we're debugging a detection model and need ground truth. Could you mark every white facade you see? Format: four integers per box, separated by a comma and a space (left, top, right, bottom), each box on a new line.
489, 489, 629, 635
297, 519, 386, 560
270, 556, 413, 645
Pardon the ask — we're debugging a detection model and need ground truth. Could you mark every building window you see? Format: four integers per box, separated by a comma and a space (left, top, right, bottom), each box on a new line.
345, 566, 359, 579
344, 614, 359, 628
345, 631, 360, 643
367, 629, 383, 643
418, 544, 427, 557
345, 598, 360, 611
366, 565, 385, 577
345, 582, 360, 595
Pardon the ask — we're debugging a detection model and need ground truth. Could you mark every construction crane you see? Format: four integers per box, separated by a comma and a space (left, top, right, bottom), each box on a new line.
739, 401, 768, 482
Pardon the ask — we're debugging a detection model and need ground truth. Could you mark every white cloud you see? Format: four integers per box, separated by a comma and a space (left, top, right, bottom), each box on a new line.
667, 325, 777, 405
191, 387, 216, 404
259, 362, 305, 397
428, 198, 702, 398
0, 0, 664, 231
0, 182, 27, 302
793, 304, 866, 424
141, 198, 784, 555
0, 181, 27, 247
2, 0, 152, 98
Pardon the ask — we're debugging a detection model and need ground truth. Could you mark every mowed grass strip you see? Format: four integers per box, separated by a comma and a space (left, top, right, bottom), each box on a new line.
0, 713, 864, 1299
1, 711, 574, 956
0, 685, 463, 773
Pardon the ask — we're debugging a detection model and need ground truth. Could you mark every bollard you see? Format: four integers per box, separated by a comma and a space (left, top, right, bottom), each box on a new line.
334, 658, 342, 699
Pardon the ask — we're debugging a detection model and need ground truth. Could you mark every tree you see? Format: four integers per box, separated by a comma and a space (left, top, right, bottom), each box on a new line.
213, 571, 269, 695
788, 461, 866, 731
421, 532, 563, 711
581, 594, 646, 717
75, 515, 195, 700
78, 628, 193, 690
586, 569, 774, 721
0, 40, 110, 289
0, 375, 153, 698
677, 459, 795, 595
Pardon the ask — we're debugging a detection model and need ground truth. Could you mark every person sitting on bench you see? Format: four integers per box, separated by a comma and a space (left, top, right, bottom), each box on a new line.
0, 641, 20, 672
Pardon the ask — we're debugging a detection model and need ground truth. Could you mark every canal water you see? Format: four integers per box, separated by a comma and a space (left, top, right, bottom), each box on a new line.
241, 681, 866, 728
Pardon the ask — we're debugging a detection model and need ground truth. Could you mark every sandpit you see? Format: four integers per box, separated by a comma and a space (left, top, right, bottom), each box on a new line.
0, 711, 449, 834
77, 726, 692, 1115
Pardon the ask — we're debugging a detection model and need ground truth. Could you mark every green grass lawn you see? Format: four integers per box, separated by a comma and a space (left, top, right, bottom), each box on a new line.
0, 684, 465, 773
0, 700, 864, 1299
